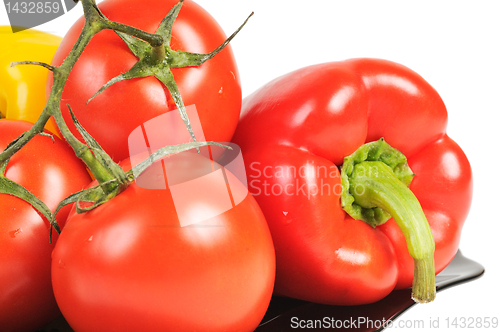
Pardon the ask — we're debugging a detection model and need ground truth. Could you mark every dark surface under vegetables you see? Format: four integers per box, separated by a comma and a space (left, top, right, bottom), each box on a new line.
38, 250, 483, 332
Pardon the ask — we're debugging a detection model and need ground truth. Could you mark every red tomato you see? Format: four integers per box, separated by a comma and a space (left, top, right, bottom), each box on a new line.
51, 153, 275, 332
0, 120, 91, 332
49, 0, 241, 162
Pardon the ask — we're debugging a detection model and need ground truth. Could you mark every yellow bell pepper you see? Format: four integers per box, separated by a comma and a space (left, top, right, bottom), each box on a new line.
0, 26, 61, 134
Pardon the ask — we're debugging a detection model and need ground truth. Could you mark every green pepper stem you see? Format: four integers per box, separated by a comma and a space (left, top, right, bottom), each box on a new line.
412, 254, 436, 303
341, 139, 436, 303
349, 161, 436, 303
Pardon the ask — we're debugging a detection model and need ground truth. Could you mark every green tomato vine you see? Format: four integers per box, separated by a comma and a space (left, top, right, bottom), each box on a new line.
0, 0, 250, 240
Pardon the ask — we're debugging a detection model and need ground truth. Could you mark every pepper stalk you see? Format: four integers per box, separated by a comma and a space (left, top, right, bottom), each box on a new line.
341, 138, 436, 303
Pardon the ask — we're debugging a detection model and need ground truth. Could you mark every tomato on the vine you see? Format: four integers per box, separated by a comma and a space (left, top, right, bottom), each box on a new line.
49, 0, 242, 162
51, 152, 275, 332
0, 120, 91, 332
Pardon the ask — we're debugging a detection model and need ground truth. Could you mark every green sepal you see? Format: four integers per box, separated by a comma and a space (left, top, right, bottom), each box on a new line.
86, 59, 153, 104
67, 104, 128, 186
127, 140, 229, 177
37, 132, 55, 143
54, 140, 230, 215
54, 178, 124, 215
153, 67, 196, 145
169, 12, 254, 68
155, 0, 184, 44
0, 176, 58, 243
341, 138, 414, 227
1, 138, 59, 243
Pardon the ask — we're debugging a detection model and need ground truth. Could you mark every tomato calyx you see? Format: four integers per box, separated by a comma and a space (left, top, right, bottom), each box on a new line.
87, 1, 253, 144
57, 104, 229, 215
54, 140, 229, 218
340, 138, 436, 303
0, 175, 59, 237
0, 135, 59, 242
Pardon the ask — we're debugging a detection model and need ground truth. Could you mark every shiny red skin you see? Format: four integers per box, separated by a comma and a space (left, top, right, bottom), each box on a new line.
49, 0, 241, 162
0, 120, 91, 332
232, 58, 473, 305
51, 154, 275, 332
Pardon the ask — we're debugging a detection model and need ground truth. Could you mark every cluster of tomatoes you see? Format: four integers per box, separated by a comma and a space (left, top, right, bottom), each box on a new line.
2, 1, 273, 331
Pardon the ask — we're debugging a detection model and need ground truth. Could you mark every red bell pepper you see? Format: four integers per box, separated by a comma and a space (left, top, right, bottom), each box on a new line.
232, 58, 472, 305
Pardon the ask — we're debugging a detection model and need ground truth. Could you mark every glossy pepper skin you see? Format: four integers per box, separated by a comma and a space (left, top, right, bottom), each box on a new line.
232, 58, 473, 305
0, 26, 60, 134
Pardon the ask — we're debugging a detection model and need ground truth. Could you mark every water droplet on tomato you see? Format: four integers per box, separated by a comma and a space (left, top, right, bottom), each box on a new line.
281, 212, 292, 225
8, 228, 22, 238
87, 235, 93, 242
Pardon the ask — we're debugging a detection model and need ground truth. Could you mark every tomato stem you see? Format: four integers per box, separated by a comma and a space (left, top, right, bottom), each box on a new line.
0, 112, 52, 165
52, 108, 116, 186
10, 61, 56, 71
99, 19, 164, 47
0, 173, 58, 242
151, 45, 166, 64
341, 138, 436, 303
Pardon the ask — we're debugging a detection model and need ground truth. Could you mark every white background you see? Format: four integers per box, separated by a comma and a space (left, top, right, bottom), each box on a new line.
1, 1, 499, 331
